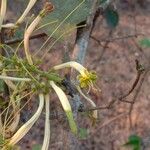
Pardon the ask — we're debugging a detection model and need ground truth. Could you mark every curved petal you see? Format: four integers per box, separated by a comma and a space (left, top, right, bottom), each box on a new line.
8, 93, 44, 146
77, 87, 97, 120
53, 61, 86, 76
50, 81, 78, 135
42, 94, 50, 150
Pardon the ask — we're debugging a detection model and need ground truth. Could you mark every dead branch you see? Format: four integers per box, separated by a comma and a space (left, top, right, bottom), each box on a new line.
4, 32, 47, 45
72, 0, 99, 64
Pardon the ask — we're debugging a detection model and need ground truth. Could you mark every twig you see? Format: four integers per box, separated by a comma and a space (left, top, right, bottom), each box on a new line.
97, 112, 128, 130
4, 33, 47, 45
118, 59, 145, 101
128, 71, 148, 130
81, 99, 116, 112
95, 30, 113, 62
90, 33, 144, 44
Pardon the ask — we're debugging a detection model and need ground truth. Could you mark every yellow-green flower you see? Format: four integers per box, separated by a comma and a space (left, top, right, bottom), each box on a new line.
53, 61, 97, 88
77, 70, 97, 88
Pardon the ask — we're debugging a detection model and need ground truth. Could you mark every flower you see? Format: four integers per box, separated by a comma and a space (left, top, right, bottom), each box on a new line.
77, 70, 97, 88
53, 61, 97, 89
53, 61, 98, 124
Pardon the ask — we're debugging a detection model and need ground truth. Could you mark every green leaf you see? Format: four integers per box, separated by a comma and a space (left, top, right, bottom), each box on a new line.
139, 38, 150, 48
32, 144, 42, 150
100, 0, 108, 4
14, 29, 24, 39
104, 7, 119, 28
79, 128, 88, 139
123, 135, 142, 150
40, 0, 101, 39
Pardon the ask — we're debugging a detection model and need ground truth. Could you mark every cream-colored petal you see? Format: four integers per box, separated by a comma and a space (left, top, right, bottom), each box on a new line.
77, 87, 97, 119
53, 61, 86, 76
50, 81, 77, 134
0, 0, 7, 31
7, 93, 44, 146
42, 94, 50, 150
16, 0, 37, 25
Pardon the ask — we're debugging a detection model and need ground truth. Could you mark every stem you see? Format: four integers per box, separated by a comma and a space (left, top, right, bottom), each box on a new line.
0, 75, 31, 82
2, 72, 16, 90
0, 114, 3, 135
42, 94, 50, 150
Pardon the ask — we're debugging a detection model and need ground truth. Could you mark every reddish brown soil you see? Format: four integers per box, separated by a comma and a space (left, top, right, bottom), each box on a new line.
6, 1, 150, 150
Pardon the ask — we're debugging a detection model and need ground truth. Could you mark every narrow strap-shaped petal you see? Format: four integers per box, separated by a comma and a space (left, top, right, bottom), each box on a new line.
0, 0, 7, 31
7, 93, 44, 146
16, 0, 37, 25
53, 61, 86, 76
42, 94, 50, 150
77, 87, 97, 120
50, 81, 78, 135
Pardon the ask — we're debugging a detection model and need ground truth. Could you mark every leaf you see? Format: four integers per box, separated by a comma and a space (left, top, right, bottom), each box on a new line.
123, 135, 142, 150
32, 144, 42, 150
79, 128, 88, 139
104, 7, 119, 28
100, 0, 107, 4
139, 38, 150, 48
40, 0, 101, 39
14, 29, 24, 39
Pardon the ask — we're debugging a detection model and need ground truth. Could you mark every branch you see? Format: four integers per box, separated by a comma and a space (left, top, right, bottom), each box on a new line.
128, 71, 148, 130
4, 32, 47, 45
118, 59, 145, 102
90, 33, 144, 44
72, 0, 99, 64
